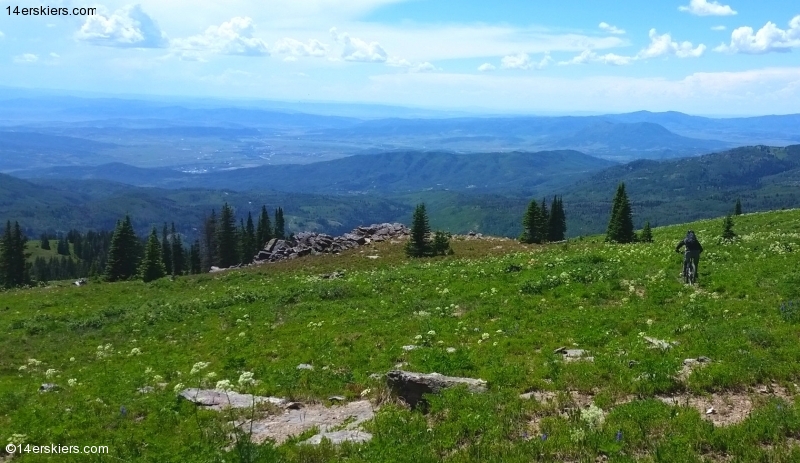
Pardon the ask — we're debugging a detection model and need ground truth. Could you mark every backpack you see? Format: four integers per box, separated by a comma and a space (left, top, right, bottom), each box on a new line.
685, 232, 700, 250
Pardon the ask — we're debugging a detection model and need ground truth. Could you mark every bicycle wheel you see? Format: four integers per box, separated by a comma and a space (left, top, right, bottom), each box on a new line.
689, 261, 697, 285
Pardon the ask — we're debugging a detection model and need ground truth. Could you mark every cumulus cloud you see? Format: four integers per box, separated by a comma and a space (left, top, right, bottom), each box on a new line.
599, 22, 625, 35
678, 0, 737, 16
274, 38, 328, 58
638, 29, 706, 58
714, 15, 800, 54
172, 17, 269, 56
559, 50, 633, 66
500, 53, 552, 70
75, 5, 167, 48
711, 25, 727, 31
410, 62, 436, 73
478, 63, 496, 72
386, 57, 437, 72
330, 27, 387, 62
13, 53, 39, 63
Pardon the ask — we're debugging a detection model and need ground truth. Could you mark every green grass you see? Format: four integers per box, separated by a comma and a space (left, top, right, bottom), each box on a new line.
25, 240, 71, 261
2, 210, 800, 462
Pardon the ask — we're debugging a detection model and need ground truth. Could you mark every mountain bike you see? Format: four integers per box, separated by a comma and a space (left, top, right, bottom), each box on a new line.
678, 250, 697, 285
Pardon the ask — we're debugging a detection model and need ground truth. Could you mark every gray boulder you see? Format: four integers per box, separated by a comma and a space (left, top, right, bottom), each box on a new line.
386, 370, 487, 409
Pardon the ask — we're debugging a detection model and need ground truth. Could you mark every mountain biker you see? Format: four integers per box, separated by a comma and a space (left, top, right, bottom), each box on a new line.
675, 230, 703, 282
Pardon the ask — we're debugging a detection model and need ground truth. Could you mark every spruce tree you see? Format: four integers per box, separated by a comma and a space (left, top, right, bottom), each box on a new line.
256, 205, 273, 248
547, 196, 567, 242
161, 223, 172, 276
105, 216, 140, 281
40, 234, 51, 250
522, 199, 546, 244
640, 221, 653, 243
606, 183, 635, 243
57, 235, 70, 256
722, 214, 736, 240
274, 207, 286, 240
0, 221, 11, 288
540, 198, 550, 240
405, 203, 432, 257
432, 231, 452, 256
190, 240, 202, 274
140, 228, 166, 282
170, 223, 184, 276
734, 198, 742, 216
241, 212, 256, 265
217, 203, 239, 268
0, 221, 30, 288
201, 210, 219, 271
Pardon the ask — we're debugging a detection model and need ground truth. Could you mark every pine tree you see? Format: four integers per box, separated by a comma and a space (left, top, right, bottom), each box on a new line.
640, 221, 653, 243
241, 212, 256, 265
540, 198, 550, 241
190, 240, 202, 274
170, 223, 184, 276
606, 183, 635, 244
140, 228, 166, 282
201, 210, 219, 271
734, 198, 742, 216
161, 223, 172, 276
405, 203, 433, 257
432, 231, 452, 256
217, 203, 239, 268
274, 207, 286, 240
722, 214, 736, 240
57, 235, 70, 256
0, 221, 11, 288
40, 234, 51, 250
105, 216, 140, 281
256, 205, 273, 248
547, 196, 567, 242
521, 199, 546, 244
0, 221, 30, 288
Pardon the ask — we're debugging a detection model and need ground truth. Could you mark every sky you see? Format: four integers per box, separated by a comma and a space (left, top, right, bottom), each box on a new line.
1, 0, 799, 115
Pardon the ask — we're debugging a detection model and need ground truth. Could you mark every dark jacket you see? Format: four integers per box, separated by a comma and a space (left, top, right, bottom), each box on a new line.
676, 237, 703, 253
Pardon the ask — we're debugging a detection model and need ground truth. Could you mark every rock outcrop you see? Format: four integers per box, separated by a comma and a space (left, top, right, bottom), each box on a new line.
386, 370, 487, 409
251, 223, 409, 265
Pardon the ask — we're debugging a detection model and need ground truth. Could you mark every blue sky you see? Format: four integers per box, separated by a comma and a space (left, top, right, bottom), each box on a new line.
1, 0, 799, 115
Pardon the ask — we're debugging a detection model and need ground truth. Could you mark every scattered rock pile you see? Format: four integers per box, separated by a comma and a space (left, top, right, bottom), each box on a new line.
253, 223, 409, 264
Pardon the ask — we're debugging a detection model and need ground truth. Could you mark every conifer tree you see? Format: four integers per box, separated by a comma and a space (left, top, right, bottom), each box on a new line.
256, 205, 273, 248
57, 235, 70, 256
274, 207, 286, 240
734, 198, 742, 216
547, 196, 567, 242
105, 216, 140, 281
217, 203, 239, 268
522, 199, 546, 244
161, 223, 172, 276
606, 183, 635, 243
0, 221, 30, 288
406, 203, 433, 257
241, 212, 256, 265
190, 240, 202, 274
170, 223, 184, 276
540, 198, 550, 239
201, 210, 219, 271
140, 228, 166, 282
432, 230, 452, 256
640, 221, 653, 243
722, 214, 736, 240
40, 234, 51, 250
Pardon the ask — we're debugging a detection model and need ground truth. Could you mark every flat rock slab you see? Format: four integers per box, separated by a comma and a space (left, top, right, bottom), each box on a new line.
301, 430, 373, 446
244, 400, 376, 445
386, 370, 487, 409
179, 388, 286, 410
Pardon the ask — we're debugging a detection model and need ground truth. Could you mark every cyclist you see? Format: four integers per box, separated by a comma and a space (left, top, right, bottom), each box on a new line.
675, 230, 703, 282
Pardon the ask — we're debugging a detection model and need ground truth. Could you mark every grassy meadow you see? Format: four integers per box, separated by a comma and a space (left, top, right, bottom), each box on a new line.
1, 209, 800, 462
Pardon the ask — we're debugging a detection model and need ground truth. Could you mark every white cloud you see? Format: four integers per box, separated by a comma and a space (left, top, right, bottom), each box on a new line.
711, 25, 727, 31
0, 30, 4, 39
410, 62, 436, 73
386, 57, 438, 72
500, 53, 552, 70
75, 5, 167, 48
13, 53, 39, 63
330, 27, 387, 62
638, 29, 706, 58
599, 22, 625, 35
678, 0, 737, 16
49, 52, 60, 58
714, 15, 800, 54
559, 50, 633, 66
478, 63, 496, 72
274, 38, 328, 57
171, 17, 270, 56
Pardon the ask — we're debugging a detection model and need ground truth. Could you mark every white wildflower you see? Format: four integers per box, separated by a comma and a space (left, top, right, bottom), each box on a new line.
68, 378, 78, 387
152, 375, 164, 383
360, 388, 371, 397
446, 347, 456, 353
129, 348, 142, 356
69, 357, 75, 362
238, 332, 246, 337
481, 333, 490, 340
215, 379, 233, 391
427, 330, 436, 336
45, 368, 58, 379
190, 361, 210, 375
570, 428, 586, 443
27, 358, 42, 366
173, 383, 184, 393
414, 334, 423, 340
238, 371, 256, 386
144, 367, 154, 375
580, 404, 605, 428
204, 372, 217, 381
7, 434, 27, 445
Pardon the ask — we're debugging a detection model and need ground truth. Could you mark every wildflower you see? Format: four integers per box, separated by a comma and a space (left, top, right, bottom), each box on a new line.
496, 329, 503, 334
68, 378, 78, 387
482, 333, 490, 340
190, 361, 210, 375
580, 404, 605, 428
152, 375, 164, 383
215, 379, 233, 391
204, 372, 217, 381
238, 332, 246, 337
18, 365, 27, 371
646, 319, 654, 326
493, 342, 498, 346
173, 383, 185, 393
45, 369, 59, 379
446, 347, 456, 353
238, 372, 256, 386
427, 330, 436, 336
144, 367, 154, 375
360, 388, 372, 397
414, 334, 423, 340
615, 430, 623, 442
69, 357, 75, 362
27, 358, 42, 366
570, 428, 586, 443
129, 348, 142, 356
7, 434, 27, 445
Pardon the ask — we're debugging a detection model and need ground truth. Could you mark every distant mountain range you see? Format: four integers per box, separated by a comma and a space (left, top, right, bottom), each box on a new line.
4, 144, 799, 240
